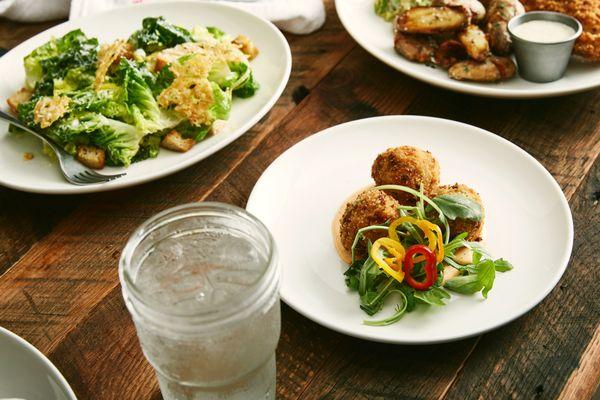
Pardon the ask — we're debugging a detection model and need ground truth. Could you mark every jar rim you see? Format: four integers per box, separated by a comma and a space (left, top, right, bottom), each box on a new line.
119, 202, 278, 326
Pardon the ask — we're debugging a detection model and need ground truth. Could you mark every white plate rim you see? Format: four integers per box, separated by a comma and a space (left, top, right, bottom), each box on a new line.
0, 1, 292, 195
334, 0, 600, 99
0, 326, 77, 399
247, 115, 574, 344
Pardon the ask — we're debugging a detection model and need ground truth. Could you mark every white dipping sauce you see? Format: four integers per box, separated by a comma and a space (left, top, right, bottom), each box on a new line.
513, 20, 576, 43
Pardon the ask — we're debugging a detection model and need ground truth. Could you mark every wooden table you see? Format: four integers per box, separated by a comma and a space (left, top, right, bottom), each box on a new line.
1, 2, 599, 399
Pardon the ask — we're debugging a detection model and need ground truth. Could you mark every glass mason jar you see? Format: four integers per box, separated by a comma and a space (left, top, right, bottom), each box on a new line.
119, 203, 280, 400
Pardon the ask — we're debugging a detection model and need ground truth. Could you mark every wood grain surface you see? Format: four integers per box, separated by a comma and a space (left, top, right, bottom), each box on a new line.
0, 2, 598, 399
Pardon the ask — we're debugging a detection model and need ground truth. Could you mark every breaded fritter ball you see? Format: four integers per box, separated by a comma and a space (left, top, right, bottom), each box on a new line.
339, 189, 400, 253
371, 146, 440, 204
435, 183, 484, 241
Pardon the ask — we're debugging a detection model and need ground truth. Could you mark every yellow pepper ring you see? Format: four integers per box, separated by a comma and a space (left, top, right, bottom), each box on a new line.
370, 238, 405, 283
388, 217, 444, 264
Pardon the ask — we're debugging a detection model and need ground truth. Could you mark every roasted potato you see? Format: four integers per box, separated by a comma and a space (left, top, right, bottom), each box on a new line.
435, 39, 468, 68
433, 0, 486, 22
458, 25, 490, 61
394, 31, 437, 63
485, 0, 525, 55
396, 7, 468, 34
76, 145, 106, 170
448, 56, 516, 81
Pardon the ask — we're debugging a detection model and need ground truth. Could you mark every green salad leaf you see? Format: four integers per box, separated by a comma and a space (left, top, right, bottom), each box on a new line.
25, 29, 98, 96
431, 194, 483, 221
118, 59, 182, 133
130, 17, 193, 53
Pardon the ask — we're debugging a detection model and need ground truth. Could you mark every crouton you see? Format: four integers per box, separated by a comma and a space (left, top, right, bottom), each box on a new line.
7, 88, 33, 114
233, 35, 259, 60
76, 145, 106, 169
161, 130, 195, 152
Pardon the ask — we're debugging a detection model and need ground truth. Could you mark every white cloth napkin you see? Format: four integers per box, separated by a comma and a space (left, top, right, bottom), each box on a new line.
0, 0, 325, 34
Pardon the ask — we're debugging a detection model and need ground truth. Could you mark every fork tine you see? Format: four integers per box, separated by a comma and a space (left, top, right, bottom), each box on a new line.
83, 170, 113, 183
72, 172, 101, 184
86, 170, 127, 180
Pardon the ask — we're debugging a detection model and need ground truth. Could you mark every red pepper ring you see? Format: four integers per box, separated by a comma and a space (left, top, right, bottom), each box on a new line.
403, 244, 438, 291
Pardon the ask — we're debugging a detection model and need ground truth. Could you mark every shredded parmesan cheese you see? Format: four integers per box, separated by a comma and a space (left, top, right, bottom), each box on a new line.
33, 96, 70, 128
154, 40, 247, 126
95, 39, 129, 89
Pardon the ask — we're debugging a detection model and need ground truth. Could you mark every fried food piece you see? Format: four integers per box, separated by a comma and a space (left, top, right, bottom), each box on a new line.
371, 146, 440, 204
339, 189, 401, 253
458, 25, 490, 61
433, 0, 486, 22
435, 183, 484, 241
485, 0, 525, 55
448, 56, 516, 81
76, 145, 106, 170
7, 87, 32, 115
520, 0, 600, 61
393, 31, 437, 63
396, 7, 468, 34
161, 130, 196, 152
435, 39, 468, 68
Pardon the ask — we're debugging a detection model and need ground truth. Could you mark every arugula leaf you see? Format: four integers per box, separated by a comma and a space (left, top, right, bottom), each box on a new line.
444, 274, 483, 295
364, 289, 408, 326
445, 259, 496, 298
414, 286, 451, 306
494, 258, 513, 272
344, 259, 363, 291
478, 260, 496, 298
432, 194, 483, 221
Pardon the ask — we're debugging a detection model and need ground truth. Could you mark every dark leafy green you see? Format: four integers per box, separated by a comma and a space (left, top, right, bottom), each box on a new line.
230, 62, 259, 98
25, 29, 98, 97
129, 17, 193, 53
176, 120, 210, 142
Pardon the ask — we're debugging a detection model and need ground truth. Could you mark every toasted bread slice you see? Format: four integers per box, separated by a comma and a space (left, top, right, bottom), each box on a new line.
76, 145, 106, 169
161, 130, 195, 152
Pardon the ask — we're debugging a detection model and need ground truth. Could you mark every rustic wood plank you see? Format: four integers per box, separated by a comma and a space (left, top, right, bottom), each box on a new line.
0, 18, 63, 49
558, 325, 600, 400
0, 190, 80, 274
442, 157, 600, 400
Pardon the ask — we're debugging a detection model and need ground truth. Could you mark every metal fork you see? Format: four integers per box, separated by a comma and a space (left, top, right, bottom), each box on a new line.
0, 109, 126, 185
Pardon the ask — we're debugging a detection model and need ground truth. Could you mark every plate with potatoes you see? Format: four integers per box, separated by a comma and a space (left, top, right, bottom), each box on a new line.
336, 0, 600, 98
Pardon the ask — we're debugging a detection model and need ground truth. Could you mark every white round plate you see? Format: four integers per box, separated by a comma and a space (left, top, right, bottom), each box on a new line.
0, 327, 77, 400
0, 1, 291, 194
335, 0, 600, 98
247, 116, 573, 344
